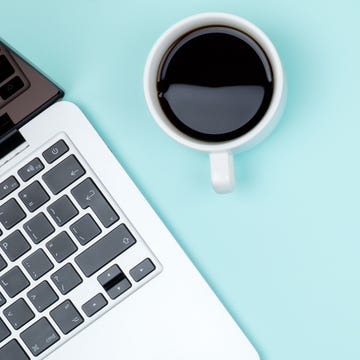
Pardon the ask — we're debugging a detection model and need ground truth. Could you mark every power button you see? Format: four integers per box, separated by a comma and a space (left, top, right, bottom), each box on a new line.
42, 140, 69, 164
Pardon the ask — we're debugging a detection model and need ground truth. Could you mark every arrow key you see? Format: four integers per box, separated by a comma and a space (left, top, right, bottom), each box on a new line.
107, 278, 131, 300
130, 258, 155, 283
82, 293, 108, 317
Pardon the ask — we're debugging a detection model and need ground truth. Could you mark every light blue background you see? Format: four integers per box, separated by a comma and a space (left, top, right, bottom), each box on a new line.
1, 1, 360, 359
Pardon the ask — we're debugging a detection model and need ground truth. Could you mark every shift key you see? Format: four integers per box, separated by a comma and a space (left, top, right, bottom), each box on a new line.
75, 224, 136, 277
71, 178, 119, 228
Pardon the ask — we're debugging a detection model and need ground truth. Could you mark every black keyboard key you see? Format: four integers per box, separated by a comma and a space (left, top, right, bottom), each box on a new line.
47, 195, 78, 227
70, 214, 101, 245
18, 158, 44, 182
97, 265, 131, 299
0, 266, 30, 298
51, 263, 82, 295
20, 317, 60, 356
71, 178, 119, 228
130, 258, 156, 282
22, 249, 54, 281
0, 55, 15, 83
0, 255, 7, 272
82, 293, 108, 317
0, 176, 19, 200
42, 155, 85, 195
23, 213, 54, 244
0, 198, 26, 230
19, 181, 50, 212
0, 339, 29, 360
3, 298, 34, 330
75, 224, 136, 277
27, 281, 59, 313
0, 318, 10, 343
0, 293, 6, 307
97, 264, 125, 290
50, 300, 84, 334
0, 76, 24, 100
107, 278, 131, 299
42, 140, 69, 164
46, 232, 77, 263
97, 264, 131, 299
0, 230, 31, 261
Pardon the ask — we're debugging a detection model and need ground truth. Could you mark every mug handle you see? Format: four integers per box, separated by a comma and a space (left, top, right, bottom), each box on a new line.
209, 151, 235, 193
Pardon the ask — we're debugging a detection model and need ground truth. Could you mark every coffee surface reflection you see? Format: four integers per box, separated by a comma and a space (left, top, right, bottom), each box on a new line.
157, 26, 274, 142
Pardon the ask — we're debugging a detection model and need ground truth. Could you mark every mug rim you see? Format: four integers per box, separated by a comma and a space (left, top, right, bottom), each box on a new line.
144, 12, 285, 153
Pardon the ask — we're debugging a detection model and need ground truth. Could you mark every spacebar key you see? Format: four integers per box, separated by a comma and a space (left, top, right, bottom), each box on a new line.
71, 178, 119, 228
75, 224, 136, 277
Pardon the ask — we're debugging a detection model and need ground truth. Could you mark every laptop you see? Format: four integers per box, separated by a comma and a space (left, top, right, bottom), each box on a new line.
0, 40, 259, 360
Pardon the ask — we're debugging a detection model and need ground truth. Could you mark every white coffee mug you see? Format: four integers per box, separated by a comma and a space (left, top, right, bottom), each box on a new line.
144, 12, 286, 193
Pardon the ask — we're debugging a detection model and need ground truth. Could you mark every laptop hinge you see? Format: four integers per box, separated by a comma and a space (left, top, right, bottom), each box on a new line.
0, 126, 27, 167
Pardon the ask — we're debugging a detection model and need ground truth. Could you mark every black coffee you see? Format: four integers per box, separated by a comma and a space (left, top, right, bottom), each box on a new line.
157, 26, 274, 142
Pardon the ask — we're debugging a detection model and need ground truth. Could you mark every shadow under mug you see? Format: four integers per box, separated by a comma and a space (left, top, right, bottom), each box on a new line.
144, 12, 286, 193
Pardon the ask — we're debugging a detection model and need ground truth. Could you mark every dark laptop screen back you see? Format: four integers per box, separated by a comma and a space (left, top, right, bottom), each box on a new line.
0, 40, 63, 138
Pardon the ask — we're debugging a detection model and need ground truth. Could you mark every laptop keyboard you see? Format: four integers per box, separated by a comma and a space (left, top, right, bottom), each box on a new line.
0, 136, 161, 359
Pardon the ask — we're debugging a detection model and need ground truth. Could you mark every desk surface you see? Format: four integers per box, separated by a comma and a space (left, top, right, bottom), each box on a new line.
1, 1, 359, 359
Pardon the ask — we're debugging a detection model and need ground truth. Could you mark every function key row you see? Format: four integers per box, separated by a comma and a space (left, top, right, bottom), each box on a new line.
42, 140, 69, 164
0, 140, 69, 203
18, 158, 43, 183
0, 155, 85, 230
17, 139, 70, 182
0, 176, 19, 201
